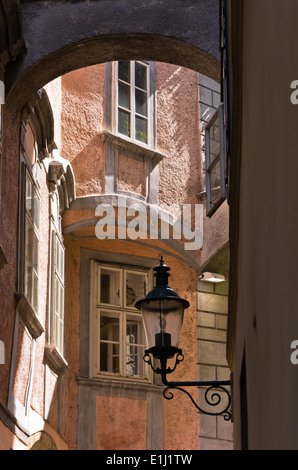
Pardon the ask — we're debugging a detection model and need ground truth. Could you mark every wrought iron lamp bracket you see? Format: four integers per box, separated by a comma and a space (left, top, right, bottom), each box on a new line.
144, 349, 232, 422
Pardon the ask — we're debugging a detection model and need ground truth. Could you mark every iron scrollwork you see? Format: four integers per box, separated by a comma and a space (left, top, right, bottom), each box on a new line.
144, 349, 232, 421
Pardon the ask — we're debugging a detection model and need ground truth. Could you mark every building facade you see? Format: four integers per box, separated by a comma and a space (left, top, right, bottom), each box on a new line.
0, 0, 232, 450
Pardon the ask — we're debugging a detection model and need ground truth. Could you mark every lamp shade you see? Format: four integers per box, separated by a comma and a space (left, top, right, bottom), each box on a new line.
135, 257, 189, 358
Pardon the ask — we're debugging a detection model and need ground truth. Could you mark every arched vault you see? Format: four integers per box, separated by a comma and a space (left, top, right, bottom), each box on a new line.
5, 0, 220, 117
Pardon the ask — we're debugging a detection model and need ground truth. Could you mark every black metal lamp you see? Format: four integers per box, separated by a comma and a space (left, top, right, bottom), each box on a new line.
135, 256, 232, 421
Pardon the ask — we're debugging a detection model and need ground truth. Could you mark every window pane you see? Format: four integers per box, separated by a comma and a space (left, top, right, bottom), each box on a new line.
118, 61, 130, 83
118, 109, 130, 137
100, 311, 120, 374
126, 271, 148, 307
25, 218, 33, 264
126, 315, 146, 376
135, 89, 147, 117
135, 62, 147, 90
56, 236, 64, 281
33, 232, 39, 272
26, 175, 33, 217
100, 312, 120, 342
24, 264, 32, 302
55, 278, 60, 315
118, 82, 130, 110
32, 271, 38, 312
210, 158, 222, 204
100, 268, 121, 305
33, 190, 40, 231
135, 116, 147, 144
209, 117, 220, 165
100, 342, 120, 373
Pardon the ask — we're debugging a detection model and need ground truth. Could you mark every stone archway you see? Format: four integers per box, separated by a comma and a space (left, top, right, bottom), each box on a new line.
5, 0, 221, 117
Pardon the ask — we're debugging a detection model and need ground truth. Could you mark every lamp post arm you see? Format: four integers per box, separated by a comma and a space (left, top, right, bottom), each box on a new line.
161, 373, 231, 388
159, 356, 232, 421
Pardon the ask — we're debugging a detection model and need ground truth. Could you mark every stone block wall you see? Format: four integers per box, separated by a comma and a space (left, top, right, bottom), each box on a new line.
197, 279, 233, 450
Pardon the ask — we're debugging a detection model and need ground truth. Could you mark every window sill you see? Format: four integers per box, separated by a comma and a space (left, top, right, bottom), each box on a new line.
100, 129, 167, 163
77, 376, 161, 394
44, 345, 69, 376
15, 292, 44, 339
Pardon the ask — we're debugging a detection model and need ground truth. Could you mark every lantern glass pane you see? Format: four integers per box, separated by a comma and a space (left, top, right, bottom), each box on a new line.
140, 299, 184, 349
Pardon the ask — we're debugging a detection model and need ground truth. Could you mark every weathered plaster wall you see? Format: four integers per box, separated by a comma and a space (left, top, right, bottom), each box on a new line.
117, 153, 146, 197
60, 65, 105, 196
62, 234, 198, 450
6, 0, 220, 117
96, 396, 147, 450
45, 77, 62, 149
0, 110, 20, 404
157, 63, 202, 207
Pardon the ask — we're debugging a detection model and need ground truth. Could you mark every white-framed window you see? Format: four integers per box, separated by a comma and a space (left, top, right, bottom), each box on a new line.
205, 104, 227, 217
115, 60, 150, 145
90, 261, 151, 380
51, 230, 65, 355
49, 187, 66, 356
24, 167, 40, 312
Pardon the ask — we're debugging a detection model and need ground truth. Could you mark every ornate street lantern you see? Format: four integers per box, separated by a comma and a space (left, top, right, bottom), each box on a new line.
135, 257, 232, 421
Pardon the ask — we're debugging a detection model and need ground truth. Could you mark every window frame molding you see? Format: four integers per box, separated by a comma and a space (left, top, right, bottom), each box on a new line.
17, 119, 42, 312
106, 60, 157, 150
79, 249, 157, 381
49, 226, 65, 356
45, 152, 75, 376
89, 259, 152, 382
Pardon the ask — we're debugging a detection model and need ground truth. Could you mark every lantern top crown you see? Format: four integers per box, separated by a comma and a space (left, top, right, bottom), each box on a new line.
135, 256, 190, 310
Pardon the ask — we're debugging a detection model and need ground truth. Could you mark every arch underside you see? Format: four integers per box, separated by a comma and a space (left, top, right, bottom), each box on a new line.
6, 0, 220, 116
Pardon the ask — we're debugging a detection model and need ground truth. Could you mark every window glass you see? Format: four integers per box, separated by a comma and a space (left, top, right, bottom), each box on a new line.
24, 171, 40, 312
135, 62, 147, 90
100, 268, 121, 306
209, 159, 222, 205
209, 116, 220, 165
118, 61, 130, 84
118, 82, 130, 110
205, 105, 226, 217
135, 116, 147, 144
118, 109, 131, 137
92, 263, 150, 380
125, 271, 148, 308
52, 233, 65, 354
126, 313, 146, 376
135, 89, 147, 116
117, 61, 149, 145
99, 310, 120, 373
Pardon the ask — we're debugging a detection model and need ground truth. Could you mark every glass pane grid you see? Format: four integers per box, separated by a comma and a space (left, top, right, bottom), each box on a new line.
117, 61, 149, 145
95, 264, 149, 379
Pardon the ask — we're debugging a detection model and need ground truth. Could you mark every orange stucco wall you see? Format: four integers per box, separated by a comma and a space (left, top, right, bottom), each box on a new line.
0, 60, 203, 450
96, 396, 147, 450
0, 109, 20, 405
60, 65, 105, 197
